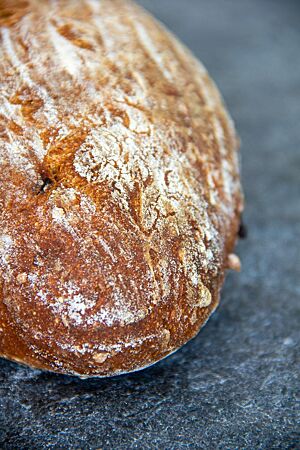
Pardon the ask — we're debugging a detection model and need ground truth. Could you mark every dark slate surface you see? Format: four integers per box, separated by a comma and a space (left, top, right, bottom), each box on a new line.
1, 1, 299, 448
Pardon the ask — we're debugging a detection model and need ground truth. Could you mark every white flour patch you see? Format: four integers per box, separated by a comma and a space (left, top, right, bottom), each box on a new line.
36, 281, 97, 326
58, 332, 159, 355
48, 24, 82, 78
134, 22, 173, 81
1, 139, 37, 179
88, 286, 147, 327
1, 27, 59, 125
0, 234, 13, 266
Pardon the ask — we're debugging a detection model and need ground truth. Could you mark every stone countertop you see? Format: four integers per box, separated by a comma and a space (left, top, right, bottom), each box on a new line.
1, 0, 299, 448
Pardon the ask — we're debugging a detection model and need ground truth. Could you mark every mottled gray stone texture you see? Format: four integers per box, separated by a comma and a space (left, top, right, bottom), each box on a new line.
1, 0, 299, 448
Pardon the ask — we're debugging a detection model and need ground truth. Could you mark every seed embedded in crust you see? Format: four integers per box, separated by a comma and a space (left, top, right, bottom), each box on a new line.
16, 272, 27, 284
227, 253, 241, 271
197, 285, 212, 308
161, 328, 171, 348
93, 352, 109, 363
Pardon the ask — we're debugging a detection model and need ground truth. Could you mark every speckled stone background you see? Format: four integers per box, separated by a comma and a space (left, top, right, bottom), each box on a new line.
1, 0, 299, 448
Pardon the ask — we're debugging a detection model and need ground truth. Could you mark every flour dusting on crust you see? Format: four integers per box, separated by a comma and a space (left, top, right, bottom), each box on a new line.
0, 0, 243, 376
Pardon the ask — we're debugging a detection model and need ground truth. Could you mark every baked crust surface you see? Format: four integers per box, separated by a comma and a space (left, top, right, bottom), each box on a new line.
0, 0, 243, 376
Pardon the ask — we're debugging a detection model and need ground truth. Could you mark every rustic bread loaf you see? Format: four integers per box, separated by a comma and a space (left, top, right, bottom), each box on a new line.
0, 0, 243, 377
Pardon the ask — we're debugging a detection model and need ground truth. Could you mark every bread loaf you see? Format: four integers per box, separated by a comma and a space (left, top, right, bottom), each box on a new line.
0, 0, 243, 377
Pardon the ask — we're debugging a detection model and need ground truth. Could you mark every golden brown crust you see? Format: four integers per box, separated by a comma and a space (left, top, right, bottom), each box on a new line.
0, 0, 243, 376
